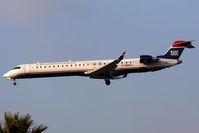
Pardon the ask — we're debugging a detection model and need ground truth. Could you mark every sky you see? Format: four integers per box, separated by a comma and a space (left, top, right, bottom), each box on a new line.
0, 0, 199, 133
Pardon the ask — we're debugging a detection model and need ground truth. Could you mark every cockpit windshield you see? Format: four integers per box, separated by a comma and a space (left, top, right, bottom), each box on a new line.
12, 66, 21, 70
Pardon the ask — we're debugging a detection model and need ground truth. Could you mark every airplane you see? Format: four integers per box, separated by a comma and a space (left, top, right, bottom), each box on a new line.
3, 40, 194, 86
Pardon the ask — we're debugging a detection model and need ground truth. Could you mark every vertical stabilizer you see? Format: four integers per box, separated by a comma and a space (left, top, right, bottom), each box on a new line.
157, 40, 194, 59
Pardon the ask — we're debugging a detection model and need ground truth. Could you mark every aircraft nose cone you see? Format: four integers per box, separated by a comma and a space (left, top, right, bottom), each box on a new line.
3, 73, 8, 78
3, 72, 12, 80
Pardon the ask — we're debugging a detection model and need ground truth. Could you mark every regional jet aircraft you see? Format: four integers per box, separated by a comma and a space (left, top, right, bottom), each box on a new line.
3, 40, 194, 86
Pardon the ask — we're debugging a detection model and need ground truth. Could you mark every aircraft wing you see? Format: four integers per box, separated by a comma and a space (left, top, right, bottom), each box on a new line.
85, 52, 125, 76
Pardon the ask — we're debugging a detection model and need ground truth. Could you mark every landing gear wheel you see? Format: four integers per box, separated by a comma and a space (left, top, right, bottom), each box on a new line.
13, 81, 17, 86
105, 79, 111, 86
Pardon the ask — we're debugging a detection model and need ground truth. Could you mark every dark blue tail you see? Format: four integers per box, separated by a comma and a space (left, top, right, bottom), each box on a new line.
157, 47, 184, 59
157, 40, 194, 59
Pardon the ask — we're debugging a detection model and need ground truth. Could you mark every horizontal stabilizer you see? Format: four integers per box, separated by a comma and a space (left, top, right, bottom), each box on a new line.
172, 40, 195, 48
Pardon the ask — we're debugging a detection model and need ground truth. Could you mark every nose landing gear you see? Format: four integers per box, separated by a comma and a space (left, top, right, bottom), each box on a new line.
13, 80, 17, 86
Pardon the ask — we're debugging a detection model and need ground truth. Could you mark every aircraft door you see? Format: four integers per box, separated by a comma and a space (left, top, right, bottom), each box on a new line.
24, 64, 30, 73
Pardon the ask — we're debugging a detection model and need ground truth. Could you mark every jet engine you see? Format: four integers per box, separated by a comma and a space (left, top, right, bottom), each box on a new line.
140, 55, 159, 64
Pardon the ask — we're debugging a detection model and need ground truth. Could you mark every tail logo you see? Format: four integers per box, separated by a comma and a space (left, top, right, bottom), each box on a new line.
170, 50, 179, 56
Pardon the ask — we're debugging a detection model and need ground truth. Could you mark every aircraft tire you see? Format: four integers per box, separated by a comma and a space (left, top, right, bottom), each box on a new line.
105, 79, 111, 85
13, 81, 17, 86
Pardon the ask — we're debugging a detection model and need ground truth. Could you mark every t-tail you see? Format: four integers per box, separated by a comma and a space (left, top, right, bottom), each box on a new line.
157, 40, 195, 59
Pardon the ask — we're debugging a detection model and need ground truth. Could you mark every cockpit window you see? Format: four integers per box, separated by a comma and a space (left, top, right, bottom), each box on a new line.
13, 67, 21, 70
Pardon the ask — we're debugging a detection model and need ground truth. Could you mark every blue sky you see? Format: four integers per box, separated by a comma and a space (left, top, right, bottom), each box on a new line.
0, 0, 199, 133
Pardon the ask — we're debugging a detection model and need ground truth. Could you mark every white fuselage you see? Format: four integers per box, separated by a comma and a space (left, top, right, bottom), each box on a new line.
3, 40, 193, 85
3, 58, 181, 81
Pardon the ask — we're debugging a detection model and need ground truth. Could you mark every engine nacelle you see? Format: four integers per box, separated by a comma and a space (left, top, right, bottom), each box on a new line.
140, 55, 158, 64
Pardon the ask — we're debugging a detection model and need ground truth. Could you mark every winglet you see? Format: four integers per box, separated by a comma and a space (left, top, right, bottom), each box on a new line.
172, 40, 195, 48
118, 51, 126, 60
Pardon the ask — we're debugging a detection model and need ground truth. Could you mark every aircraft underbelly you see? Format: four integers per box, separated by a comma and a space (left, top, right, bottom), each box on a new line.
114, 67, 165, 75
15, 71, 85, 79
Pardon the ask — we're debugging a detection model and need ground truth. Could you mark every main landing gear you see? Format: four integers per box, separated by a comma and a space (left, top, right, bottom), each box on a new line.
105, 78, 111, 86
